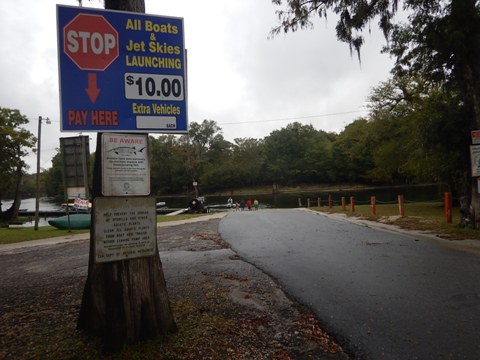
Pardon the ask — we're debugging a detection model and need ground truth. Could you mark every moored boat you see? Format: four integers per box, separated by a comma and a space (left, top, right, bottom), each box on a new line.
48, 213, 91, 230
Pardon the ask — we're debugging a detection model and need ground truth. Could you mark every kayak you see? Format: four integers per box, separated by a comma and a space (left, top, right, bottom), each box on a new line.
48, 213, 91, 230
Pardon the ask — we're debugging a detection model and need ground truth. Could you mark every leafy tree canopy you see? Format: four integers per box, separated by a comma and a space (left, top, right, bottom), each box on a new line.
271, 0, 480, 224
271, 0, 403, 58
0, 108, 36, 198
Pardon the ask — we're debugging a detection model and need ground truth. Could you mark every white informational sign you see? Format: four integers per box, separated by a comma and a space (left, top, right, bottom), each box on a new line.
102, 133, 150, 196
470, 145, 480, 177
94, 197, 156, 263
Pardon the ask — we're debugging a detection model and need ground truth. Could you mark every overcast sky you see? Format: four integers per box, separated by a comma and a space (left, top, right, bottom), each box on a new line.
0, 0, 394, 173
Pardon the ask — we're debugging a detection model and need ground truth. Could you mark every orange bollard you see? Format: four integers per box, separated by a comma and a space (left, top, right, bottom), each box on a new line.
444, 192, 452, 223
328, 195, 333, 208
350, 196, 355, 212
371, 196, 376, 215
398, 195, 405, 216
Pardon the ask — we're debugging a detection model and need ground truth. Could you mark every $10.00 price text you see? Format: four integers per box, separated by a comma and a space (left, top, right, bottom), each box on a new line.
125, 73, 184, 101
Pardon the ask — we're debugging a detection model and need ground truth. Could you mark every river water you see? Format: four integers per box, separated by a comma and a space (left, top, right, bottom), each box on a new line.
157, 183, 449, 209
2, 184, 447, 227
1, 198, 63, 227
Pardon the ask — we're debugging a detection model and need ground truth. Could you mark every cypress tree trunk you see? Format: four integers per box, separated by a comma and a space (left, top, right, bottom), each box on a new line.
76, 1, 177, 351
77, 135, 177, 352
451, 0, 480, 227
2, 166, 23, 221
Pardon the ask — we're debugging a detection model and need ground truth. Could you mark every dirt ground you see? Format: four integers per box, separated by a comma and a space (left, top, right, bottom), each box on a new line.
0, 217, 351, 359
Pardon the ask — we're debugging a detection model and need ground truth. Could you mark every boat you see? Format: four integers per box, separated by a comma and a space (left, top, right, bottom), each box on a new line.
61, 198, 92, 213
48, 213, 91, 230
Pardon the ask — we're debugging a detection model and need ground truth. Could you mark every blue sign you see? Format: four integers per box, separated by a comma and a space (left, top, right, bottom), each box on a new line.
57, 5, 188, 133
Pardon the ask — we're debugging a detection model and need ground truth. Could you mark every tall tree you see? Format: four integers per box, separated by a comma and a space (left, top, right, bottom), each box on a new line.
0, 108, 36, 221
201, 137, 263, 190
271, 0, 480, 225
77, 0, 177, 352
177, 120, 224, 191
263, 122, 333, 184
230, 137, 264, 187
365, 76, 470, 188
43, 151, 65, 199
150, 135, 186, 194
332, 119, 374, 183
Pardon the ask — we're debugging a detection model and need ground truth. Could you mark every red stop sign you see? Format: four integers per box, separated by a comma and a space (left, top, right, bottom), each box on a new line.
64, 13, 119, 71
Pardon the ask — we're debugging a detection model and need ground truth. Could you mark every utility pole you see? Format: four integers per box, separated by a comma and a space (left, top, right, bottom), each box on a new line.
34, 116, 50, 231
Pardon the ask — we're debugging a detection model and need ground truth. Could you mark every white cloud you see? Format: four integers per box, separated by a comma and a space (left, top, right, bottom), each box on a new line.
0, 0, 393, 173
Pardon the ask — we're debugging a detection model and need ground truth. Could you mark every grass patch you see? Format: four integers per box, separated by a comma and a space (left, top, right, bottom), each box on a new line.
0, 226, 89, 245
0, 213, 212, 245
156, 213, 209, 223
313, 201, 480, 240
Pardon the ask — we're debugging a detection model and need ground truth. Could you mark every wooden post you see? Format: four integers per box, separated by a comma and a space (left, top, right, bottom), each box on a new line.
341, 197, 346, 211
350, 196, 355, 212
328, 195, 333, 208
77, 136, 177, 352
307, 198, 311, 208
317, 197, 321, 207
298, 197, 302, 207
371, 196, 376, 215
398, 195, 405, 216
445, 192, 453, 223
76, 2, 177, 351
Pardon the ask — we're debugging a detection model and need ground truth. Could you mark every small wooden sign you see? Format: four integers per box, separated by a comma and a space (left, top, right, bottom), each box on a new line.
94, 197, 156, 263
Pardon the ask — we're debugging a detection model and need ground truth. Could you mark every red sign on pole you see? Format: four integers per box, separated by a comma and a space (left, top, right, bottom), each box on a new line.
63, 13, 119, 71
472, 130, 480, 145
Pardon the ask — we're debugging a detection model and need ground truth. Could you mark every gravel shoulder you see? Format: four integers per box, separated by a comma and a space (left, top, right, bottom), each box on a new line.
0, 214, 350, 359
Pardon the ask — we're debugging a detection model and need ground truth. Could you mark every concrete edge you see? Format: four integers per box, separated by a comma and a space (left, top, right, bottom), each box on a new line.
0, 212, 229, 253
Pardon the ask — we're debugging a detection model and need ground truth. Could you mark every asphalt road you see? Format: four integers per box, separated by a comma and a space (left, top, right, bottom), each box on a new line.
219, 209, 480, 360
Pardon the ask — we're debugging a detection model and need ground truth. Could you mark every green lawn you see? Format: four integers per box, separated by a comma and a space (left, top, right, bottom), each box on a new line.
313, 201, 480, 240
0, 213, 210, 245
0, 226, 89, 245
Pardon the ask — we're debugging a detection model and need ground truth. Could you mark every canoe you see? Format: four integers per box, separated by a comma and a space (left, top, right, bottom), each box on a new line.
48, 213, 91, 230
